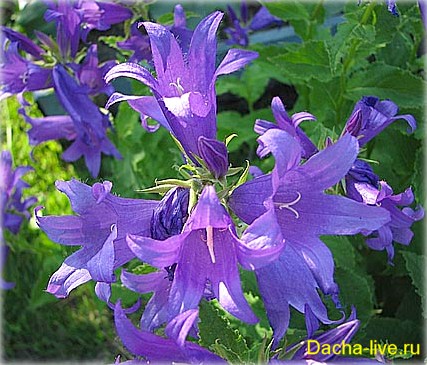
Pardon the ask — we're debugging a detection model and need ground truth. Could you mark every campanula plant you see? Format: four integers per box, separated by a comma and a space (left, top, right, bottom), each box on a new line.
1, 1, 425, 363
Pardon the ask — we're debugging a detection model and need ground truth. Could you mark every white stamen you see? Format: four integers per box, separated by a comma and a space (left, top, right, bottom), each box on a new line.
275, 192, 302, 219
206, 225, 216, 264
169, 77, 184, 95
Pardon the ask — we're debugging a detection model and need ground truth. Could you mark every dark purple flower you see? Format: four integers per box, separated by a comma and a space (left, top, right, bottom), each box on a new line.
53, 65, 121, 177
105, 11, 258, 158
36, 179, 158, 298
44, 0, 132, 59
229, 129, 390, 345
151, 187, 189, 241
0, 42, 52, 98
114, 301, 225, 363
168, 4, 193, 53
343, 96, 416, 147
126, 185, 284, 326
345, 159, 380, 204
74, 44, 115, 96
198, 136, 229, 179
1, 26, 44, 59
386, 0, 398, 16
255, 96, 317, 159
1, 150, 36, 235
18, 107, 76, 146
117, 22, 152, 64
289, 308, 360, 362
225, 2, 283, 47
0, 245, 15, 290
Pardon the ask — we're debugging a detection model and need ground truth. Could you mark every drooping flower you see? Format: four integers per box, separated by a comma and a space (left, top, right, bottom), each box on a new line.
125, 185, 284, 327
225, 1, 283, 47
229, 129, 390, 345
343, 96, 416, 147
52, 64, 121, 177
114, 301, 225, 364
36, 179, 158, 298
105, 11, 258, 158
255, 96, 317, 159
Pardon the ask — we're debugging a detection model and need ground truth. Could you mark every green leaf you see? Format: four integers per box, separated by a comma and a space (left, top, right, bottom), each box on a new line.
269, 41, 333, 82
401, 251, 425, 317
322, 236, 358, 271
198, 301, 249, 362
263, 1, 310, 21
345, 63, 426, 108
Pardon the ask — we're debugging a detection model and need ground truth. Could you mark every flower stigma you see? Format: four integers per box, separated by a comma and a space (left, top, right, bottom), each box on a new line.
275, 191, 302, 219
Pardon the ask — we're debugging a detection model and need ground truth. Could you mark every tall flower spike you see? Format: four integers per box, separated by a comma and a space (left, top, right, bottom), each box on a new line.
105, 10, 258, 158
126, 185, 284, 327
36, 179, 158, 298
229, 129, 391, 345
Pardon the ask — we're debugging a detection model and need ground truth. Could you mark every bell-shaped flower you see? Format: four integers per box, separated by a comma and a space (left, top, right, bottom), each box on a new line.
52, 65, 121, 177
229, 129, 391, 345
126, 185, 284, 327
255, 96, 317, 159
225, 2, 283, 47
355, 181, 424, 263
114, 301, 224, 364
1, 150, 36, 236
0, 42, 52, 98
36, 179, 158, 298
343, 96, 416, 147
74, 44, 115, 96
105, 11, 258, 158
1, 26, 44, 59
117, 22, 152, 64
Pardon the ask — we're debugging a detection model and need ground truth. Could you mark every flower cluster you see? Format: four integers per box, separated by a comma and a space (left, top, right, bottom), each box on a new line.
2, 0, 420, 363
30, 4, 424, 363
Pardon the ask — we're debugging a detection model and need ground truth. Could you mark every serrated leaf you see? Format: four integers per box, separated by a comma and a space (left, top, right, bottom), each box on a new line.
269, 41, 333, 82
198, 301, 249, 361
345, 63, 426, 108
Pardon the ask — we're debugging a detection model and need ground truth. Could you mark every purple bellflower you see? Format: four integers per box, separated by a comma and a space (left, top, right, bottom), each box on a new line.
198, 137, 229, 179
105, 11, 258, 158
255, 96, 318, 159
343, 96, 416, 147
1, 150, 36, 236
1, 150, 35, 290
350, 180, 424, 263
44, 0, 132, 59
1, 26, 44, 59
225, 1, 283, 47
229, 129, 391, 345
36, 179, 158, 298
74, 44, 115, 96
114, 301, 225, 364
0, 42, 52, 99
52, 65, 121, 177
125, 185, 284, 327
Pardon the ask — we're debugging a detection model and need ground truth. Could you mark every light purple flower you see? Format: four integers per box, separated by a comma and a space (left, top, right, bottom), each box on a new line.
229, 129, 390, 345
36, 179, 158, 298
114, 301, 225, 364
105, 11, 258, 158
343, 96, 416, 147
52, 65, 121, 177
117, 22, 152, 64
255, 96, 317, 159
126, 185, 284, 326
